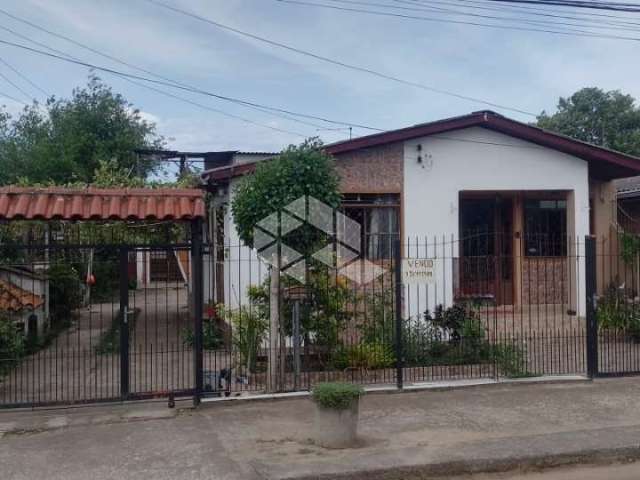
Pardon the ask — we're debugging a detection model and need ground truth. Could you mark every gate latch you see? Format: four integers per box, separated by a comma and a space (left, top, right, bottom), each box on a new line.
123, 308, 134, 324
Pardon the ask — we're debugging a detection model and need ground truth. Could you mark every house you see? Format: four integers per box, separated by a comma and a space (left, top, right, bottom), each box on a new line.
0, 272, 47, 340
616, 176, 640, 233
201, 111, 640, 317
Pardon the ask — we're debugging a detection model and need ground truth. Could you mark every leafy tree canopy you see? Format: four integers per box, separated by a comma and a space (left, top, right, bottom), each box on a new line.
231, 138, 341, 252
0, 74, 164, 185
537, 87, 640, 156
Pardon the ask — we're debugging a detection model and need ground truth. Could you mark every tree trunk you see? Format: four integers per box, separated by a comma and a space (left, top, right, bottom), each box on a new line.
268, 266, 280, 392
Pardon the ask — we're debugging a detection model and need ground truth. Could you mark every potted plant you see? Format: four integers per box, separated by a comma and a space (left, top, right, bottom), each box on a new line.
311, 382, 364, 448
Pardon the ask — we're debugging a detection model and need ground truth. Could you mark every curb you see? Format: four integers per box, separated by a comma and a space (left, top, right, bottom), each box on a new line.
198, 375, 590, 406
286, 446, 640, 479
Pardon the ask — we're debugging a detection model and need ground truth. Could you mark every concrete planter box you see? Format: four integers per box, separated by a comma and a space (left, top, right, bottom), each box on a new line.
313, 399, 360, 448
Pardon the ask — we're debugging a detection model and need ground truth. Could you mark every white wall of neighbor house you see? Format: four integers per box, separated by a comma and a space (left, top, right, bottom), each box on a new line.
403, 126, 590, 315
215, 177, 268, 310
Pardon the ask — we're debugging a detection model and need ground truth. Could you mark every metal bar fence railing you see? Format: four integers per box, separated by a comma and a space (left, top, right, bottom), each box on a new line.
9, 228, 634, 407
592, 231, 640, 377
194, 233, 590, 400
0, 221, 199, 408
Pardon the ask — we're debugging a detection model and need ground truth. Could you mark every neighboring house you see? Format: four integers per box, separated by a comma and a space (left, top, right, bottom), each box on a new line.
201, 111, 640, 316
616, 176, 640, 233
0, 273, 47, 339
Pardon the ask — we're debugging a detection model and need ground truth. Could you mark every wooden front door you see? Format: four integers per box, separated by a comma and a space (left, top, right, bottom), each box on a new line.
459, 196, 514, 305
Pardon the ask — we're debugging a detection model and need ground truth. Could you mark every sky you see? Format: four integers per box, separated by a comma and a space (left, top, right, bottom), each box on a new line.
0, 0, 639, 164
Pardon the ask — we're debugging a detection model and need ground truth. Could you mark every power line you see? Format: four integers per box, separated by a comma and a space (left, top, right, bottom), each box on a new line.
0, 56, 49, 98
0, 8, 329, 132
0, 23, 310, 138
369, 0, 640, 32
406, 0, 640, 25
0, 65, 33, 102
0, 89, 26, 105
143, 0, 537, 116
275, 0, 640, 41
0, 36, 382, 131
480, 0, 640, 13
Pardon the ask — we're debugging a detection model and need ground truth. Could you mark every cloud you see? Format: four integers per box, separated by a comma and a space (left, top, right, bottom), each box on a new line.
2, 0, 637, 156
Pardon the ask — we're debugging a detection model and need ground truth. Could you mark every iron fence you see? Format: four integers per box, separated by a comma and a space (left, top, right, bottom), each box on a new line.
4, 226, 640, 408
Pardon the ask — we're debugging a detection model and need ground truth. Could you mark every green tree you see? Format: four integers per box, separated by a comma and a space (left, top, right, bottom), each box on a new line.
0, 75, 163, 185
231, 138, 341, 390
537, 87, 640, 156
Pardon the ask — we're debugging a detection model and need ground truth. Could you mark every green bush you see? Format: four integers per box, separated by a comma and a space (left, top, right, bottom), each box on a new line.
0, 314, 25, 375
48, 263, 83, 324
596, 283, 640, 341
312, 382, 364, 410
182, 320, 224, 351
493, 342, 529, 378
216, 303, 268, 373
330, 342, 395, 370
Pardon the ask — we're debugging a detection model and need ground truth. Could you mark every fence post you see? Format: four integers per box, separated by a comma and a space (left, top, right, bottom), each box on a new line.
191, 218, 204, 406
394, 238, 404, 390
119, 246, 130, 399
585, 235, 598, 379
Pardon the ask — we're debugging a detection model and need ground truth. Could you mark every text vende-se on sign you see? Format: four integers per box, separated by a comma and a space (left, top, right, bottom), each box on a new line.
402, 258, 440, 285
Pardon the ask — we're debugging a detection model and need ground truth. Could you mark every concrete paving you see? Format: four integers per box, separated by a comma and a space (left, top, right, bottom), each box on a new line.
3, 378, 640, 479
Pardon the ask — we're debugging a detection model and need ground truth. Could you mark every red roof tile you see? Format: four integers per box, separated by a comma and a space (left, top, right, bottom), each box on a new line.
0, 279, 44, 312
0, 187, 206, 221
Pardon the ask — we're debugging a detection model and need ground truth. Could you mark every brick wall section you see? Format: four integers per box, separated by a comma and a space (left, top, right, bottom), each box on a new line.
333, 142, 403, 193
522, 258, 568, 305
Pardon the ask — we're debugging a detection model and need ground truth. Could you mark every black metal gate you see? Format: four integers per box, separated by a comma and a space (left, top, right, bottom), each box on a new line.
587, 234, 640, 378
0, 223, 203, 408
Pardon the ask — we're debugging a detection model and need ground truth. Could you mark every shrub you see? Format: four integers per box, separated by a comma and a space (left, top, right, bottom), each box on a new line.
216, 303, 268, 373
427, 302, 480, 341
182, 320, 224, 351
493, 342, 529, 378
330, 342, 395, 370
0, 314, 25, 375
48, 263, 83, 324
312, 382, 364, 410
596, 282, 640, 341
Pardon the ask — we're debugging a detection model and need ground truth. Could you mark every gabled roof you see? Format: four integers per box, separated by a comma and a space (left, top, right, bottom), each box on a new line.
202, 111, 640, 184
324, 111, 640, 180
0, 187, 206, 221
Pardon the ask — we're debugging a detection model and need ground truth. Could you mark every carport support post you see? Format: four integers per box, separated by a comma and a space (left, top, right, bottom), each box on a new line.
192, 218, 204, 406
585, 236, 598, 379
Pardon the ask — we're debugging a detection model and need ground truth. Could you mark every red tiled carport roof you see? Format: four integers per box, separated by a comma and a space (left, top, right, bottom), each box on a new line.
0, 187, 206, 221
201, 111, 640, 182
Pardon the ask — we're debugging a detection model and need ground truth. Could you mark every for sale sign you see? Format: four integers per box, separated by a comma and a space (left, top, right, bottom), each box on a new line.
402, 258, 439, 285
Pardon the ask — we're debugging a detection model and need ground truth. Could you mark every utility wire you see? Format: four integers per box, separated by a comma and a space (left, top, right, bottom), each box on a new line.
0, 89, 26, 105
143, 0, 537, 116
404, 0, 640, 26
480, 0, 640, 13
0, 8, 328, 131
0, 23, 309, 138
364, 0, 640, 31
0, 65, 33, 102
0, 37, 381, 131
0, 56, 49, 98
275, 0, 640, 41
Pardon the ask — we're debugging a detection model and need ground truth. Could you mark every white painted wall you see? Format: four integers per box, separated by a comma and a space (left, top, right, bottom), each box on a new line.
221, 177, 269, 310
403, 127, 590, 315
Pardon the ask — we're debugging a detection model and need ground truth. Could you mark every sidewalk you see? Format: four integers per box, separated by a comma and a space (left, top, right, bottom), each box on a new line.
3, 378, 640, 479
